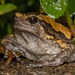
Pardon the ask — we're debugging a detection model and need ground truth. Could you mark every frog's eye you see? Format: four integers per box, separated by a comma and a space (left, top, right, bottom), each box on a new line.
28, 16, 38, 24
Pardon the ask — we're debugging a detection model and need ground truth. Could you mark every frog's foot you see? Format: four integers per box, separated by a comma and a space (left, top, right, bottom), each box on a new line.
26, 57, 67, 68
3, 43, 25, 62
27, 58, 63, 68
1, 35, 25, 63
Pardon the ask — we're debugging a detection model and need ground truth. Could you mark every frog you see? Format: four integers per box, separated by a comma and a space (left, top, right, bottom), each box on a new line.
0, 12, 75, 67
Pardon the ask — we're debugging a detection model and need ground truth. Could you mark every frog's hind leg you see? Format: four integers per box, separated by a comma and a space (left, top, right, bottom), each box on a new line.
27, 45, 75, 67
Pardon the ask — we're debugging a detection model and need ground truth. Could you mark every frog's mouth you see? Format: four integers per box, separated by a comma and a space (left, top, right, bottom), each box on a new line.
14, 17, 39, 37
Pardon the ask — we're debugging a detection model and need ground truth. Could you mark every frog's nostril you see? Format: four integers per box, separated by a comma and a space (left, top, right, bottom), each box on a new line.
29, 16, 38, 24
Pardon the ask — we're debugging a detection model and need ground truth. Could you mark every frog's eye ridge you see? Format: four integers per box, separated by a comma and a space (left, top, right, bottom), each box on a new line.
28, 16, 38, 24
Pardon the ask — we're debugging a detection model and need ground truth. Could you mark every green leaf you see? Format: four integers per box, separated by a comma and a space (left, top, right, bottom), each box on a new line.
40, 0, 68, 19
67, 0, 75, 15
0, 3, 17, 15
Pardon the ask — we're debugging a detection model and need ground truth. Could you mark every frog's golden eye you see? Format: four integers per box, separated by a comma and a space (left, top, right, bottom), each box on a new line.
28, 16, 38, 24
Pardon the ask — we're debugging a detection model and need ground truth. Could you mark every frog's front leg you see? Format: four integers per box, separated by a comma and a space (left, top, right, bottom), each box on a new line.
1, 34, 25, 64
28, 45, 74, 67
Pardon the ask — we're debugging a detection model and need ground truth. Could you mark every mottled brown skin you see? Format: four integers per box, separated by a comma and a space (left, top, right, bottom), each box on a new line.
1, 13, 75, 67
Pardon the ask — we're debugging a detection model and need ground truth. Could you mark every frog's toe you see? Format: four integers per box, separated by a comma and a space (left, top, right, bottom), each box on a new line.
12, 51, 21, 61
6, 58, 13, 65
4, 49, 9, 58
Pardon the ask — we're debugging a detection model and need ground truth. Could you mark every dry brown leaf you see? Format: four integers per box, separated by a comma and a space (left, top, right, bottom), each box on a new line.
38, 14, 72, 39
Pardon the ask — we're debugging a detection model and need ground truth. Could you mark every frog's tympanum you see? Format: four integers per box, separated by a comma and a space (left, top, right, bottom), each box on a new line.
1, 13, 75, 67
